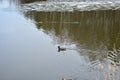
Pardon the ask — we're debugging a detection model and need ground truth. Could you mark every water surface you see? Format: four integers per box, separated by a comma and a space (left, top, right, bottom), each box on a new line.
0, 0, 120, 80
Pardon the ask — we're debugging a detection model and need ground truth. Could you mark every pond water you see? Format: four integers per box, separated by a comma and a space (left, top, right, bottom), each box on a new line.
0, 0, 120, 80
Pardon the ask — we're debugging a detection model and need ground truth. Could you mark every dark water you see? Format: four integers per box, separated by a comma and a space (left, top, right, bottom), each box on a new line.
0, 0, 120, 80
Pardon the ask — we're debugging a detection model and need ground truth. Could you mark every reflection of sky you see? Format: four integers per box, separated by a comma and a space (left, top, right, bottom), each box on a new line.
0, 0, 19, 12
0, 0, 11, 9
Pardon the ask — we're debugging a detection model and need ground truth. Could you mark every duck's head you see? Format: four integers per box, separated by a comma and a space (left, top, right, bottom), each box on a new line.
58, 46, 60, 49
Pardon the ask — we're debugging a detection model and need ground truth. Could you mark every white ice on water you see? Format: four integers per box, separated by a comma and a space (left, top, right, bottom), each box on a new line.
21, 1, 120, 12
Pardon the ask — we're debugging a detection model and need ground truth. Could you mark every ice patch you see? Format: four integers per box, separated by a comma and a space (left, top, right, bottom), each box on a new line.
21, 1, 120, 12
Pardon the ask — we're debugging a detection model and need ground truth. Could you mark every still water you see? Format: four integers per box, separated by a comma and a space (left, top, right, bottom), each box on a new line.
0, 0, 120, 80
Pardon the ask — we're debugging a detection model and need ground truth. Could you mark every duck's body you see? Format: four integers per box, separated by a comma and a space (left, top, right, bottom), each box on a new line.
58, 46, 66, 52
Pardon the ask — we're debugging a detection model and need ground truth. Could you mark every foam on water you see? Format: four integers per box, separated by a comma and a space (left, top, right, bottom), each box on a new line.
21, 1, 120, 12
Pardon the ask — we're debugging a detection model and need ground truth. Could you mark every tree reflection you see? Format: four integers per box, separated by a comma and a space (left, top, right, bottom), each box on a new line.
24, 11, 120, 48
23, 10, 120, 64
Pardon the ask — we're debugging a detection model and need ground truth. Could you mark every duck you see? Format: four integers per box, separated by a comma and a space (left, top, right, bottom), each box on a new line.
58, 46, 66, 52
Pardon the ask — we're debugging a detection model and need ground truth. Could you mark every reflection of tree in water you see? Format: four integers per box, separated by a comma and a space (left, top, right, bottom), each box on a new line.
23, 10, 120, 64
25, 11, 120, 48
